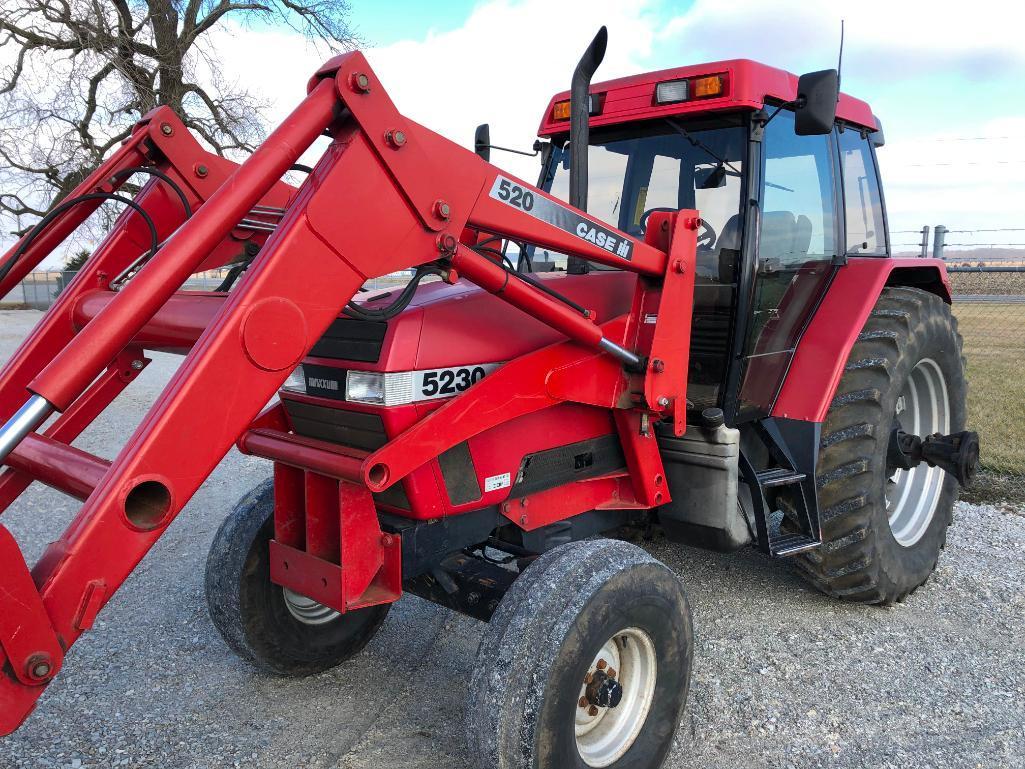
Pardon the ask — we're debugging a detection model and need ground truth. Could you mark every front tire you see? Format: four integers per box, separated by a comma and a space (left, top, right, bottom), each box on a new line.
795, 287, 966, 605
205, 478, 390, 676
466, 540, 693, 769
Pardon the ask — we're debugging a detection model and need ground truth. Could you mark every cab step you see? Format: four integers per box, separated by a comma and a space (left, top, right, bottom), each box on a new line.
766, 530, 820, 557
756, 468, 806, 487
740, 419, 825, 559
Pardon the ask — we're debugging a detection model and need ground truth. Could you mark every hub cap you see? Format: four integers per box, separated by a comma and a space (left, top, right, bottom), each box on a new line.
887, 358, 950, 547
282, 587, 339, 625
575, 628, 657, 767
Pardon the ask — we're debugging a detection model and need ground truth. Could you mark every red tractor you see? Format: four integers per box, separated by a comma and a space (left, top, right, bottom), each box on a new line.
0, 28, 978, 769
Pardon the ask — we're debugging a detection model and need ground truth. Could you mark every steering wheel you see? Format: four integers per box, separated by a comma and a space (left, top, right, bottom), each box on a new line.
639, 208, 718, 249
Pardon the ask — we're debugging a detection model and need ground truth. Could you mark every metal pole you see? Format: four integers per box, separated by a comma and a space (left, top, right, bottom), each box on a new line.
0, 395, 54, 465
933, 225, 947, 261
919, 226, 930, 258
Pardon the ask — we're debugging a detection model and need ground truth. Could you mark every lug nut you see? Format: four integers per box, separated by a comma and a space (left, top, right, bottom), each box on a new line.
596, 659, 607, 670
588, 705, 599, 717
607, 667, 617, 679
385, 129, 407, 147
433, 199, 451, 220
584, 672, 593, 684
578, 696, 589, 708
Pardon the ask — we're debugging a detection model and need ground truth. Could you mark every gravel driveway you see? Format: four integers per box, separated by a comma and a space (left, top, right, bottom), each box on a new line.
1, 309, 1023, 769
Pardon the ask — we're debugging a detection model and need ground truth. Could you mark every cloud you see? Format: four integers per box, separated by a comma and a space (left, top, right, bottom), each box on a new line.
879, 116, 1025, 242
5, 0, 1022, 264
657, 0, 1025, 79
212, 0, 664, 181
208, 0, 1025, 240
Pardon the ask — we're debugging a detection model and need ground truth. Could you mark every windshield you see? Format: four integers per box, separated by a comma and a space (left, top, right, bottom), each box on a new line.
541, 118, 747, 273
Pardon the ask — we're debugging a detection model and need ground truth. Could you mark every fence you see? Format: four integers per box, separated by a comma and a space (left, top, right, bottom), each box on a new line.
946, 267, 1025, 504
0, 268, 412, 309
2, 263, 1023, 504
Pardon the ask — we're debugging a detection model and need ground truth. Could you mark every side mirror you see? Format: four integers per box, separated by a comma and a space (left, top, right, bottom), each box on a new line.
474, 123, 491, 162
794, 69, 838, 136
871, 118, 886, 148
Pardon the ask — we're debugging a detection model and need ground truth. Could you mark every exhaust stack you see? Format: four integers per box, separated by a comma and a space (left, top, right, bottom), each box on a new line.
567, 26, 608, 274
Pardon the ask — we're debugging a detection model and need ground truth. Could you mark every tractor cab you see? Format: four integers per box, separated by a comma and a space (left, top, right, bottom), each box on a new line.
525, 59, 888, 423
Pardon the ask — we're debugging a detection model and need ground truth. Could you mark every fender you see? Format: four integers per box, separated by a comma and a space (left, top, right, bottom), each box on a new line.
772, 257, 951, 423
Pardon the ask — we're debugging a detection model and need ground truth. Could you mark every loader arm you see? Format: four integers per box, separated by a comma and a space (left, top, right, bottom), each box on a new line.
0, 51, 697, 734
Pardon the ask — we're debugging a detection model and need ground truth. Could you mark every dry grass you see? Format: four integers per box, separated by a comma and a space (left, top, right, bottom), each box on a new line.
949, 270, 1025, 296
952, 302, 1025, 475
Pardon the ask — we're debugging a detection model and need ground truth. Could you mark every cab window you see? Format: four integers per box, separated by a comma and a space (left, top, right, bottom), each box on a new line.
838, 126, 886, 255
760, 111, 837, 266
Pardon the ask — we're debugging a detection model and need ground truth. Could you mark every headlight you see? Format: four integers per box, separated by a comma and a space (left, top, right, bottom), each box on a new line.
282, 364, 306, 393
345, 370, 414, 406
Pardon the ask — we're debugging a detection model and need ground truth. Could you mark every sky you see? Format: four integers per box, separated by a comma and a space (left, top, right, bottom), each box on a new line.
211, 0, 1024, 253
4, 0, 1024, 266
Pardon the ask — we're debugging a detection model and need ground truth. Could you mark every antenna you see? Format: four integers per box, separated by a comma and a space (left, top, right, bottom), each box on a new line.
837, 19, 845, 97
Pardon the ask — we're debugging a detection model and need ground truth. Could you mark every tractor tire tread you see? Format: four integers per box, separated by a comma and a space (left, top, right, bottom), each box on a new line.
793, 286, 965, 606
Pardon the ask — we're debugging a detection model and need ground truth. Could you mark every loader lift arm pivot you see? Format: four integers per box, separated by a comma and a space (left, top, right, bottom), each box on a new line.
0, 51, 698, 734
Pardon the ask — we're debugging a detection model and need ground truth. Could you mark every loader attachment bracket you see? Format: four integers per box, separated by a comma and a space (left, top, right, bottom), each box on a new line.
0, 527, 63, 690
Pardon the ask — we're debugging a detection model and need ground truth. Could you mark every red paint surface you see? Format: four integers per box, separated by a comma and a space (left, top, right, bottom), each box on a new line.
538, 58, 878, 135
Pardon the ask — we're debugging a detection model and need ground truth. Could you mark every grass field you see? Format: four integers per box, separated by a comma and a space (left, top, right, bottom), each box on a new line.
952, 302, 1025, 476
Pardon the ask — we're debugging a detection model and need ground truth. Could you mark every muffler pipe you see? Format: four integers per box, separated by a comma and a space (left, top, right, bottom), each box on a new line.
0, 395, 55, 465
567, 26, 608, 275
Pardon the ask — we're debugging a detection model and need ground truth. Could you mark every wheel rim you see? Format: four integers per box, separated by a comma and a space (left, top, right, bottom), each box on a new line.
574, 627, 657, 768
887, 358, 950, 547
282, 587, 340, 625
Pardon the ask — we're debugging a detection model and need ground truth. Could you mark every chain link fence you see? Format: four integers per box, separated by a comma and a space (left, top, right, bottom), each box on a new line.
2, 263, 1023, 503
0, 268, 412, 309
947, 267, 1025, 504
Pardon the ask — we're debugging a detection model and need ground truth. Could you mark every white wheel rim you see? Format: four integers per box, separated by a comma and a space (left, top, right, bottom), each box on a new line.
282, 587, 339, 625
575, 628, 657, 767
887, 358, 950, 547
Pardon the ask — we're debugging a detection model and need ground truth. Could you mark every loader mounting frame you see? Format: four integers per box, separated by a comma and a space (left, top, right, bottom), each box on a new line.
0, 52, 699, 733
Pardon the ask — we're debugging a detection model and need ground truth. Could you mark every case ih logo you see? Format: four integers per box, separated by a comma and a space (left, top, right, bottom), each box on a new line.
489, 175, 633, 260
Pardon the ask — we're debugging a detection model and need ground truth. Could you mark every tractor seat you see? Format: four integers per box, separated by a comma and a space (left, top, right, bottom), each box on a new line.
695, 213, 742, 283
760, 211, 813, 263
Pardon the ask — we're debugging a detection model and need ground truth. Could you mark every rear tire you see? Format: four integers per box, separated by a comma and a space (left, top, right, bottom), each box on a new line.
205, 478, 390, 675
466, 539, 693, 769
795, 287, 966, 605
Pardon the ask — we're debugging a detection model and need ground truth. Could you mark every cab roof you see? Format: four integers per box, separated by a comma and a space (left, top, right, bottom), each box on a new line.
538, 58, 877, 136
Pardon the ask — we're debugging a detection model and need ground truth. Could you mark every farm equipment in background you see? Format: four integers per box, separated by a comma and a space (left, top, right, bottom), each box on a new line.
0, 27, 978, 768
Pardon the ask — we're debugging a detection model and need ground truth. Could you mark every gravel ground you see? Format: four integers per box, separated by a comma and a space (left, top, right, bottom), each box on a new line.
1, 309, 1024, 769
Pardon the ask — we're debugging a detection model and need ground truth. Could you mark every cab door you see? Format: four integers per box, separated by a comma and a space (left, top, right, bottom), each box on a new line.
735, 108, 842, 419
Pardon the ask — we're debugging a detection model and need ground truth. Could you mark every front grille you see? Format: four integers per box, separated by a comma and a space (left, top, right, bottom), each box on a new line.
310, 318, 387, 363
283, 399, 387, 450
283, 399, 409, 509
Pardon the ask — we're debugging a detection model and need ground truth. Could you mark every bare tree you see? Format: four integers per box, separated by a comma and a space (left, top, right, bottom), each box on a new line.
0, 0, 358, 235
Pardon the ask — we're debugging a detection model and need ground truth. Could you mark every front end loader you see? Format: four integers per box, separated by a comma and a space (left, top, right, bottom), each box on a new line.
0, 28, 978, 768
